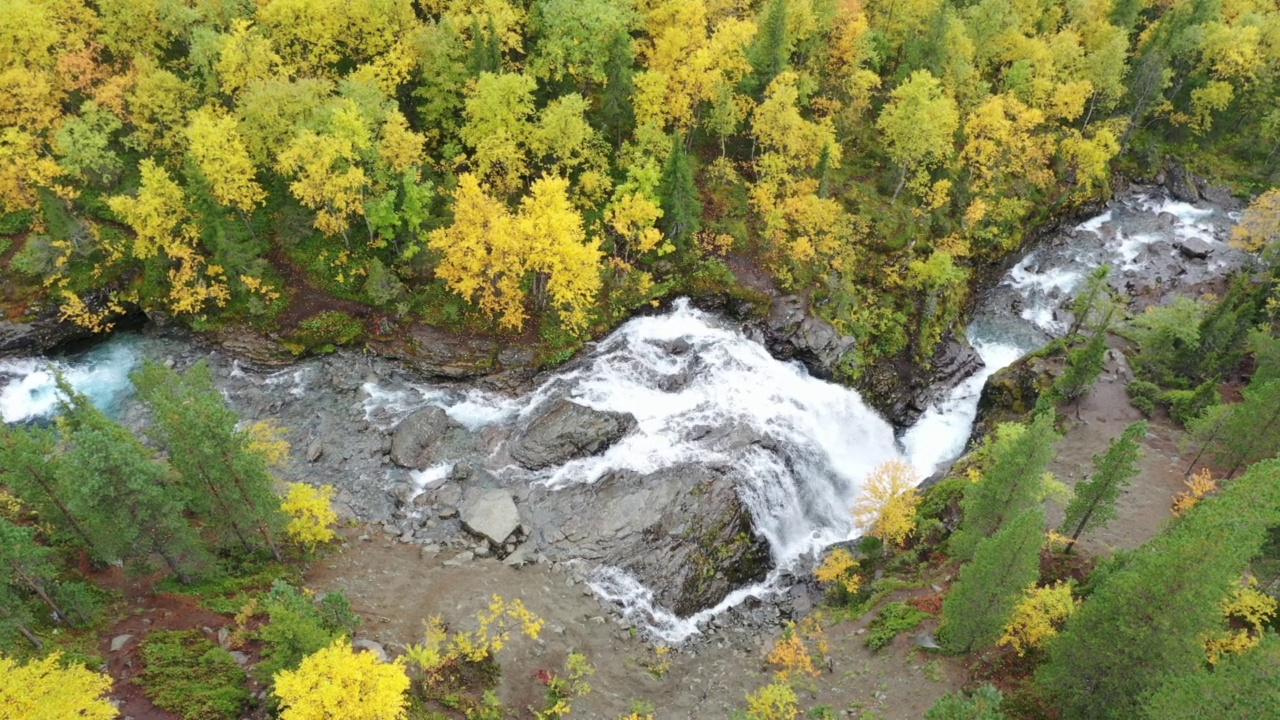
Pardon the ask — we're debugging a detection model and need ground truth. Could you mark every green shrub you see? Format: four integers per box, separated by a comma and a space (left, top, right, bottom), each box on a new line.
9, 236, 57, 277
865, 601, 930, 651
255, 581, 360, 683
289, 311, 365, 354
1161, 380, 1218, 426
924, 685, 1006, 719
1126, 380, 1160, 416
0, 209, 35, 235
138, 630, 251, 720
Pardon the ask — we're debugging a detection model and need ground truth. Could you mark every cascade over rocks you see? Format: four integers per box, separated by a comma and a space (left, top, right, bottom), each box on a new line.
509, 399, 637, 470
390, 406, 477, 469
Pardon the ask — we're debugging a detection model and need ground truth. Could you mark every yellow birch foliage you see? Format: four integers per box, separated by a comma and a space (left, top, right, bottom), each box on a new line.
998, 582, 1079, 656
814, 547, 862, 594
246, 420, 291, 468
1232, 188, 1280, 252
744, 681, 800, 720
404, 595, 543, 680
429, 174, 602, 333
1173, 468, 1218, 516
277, 129, 369, 237
0, 652, 116, 720
184, 107, 265, 213
1205, 580, 1279, 664
272, 636, 410, 720
851, 459, 922, 547
0, 126, 68, 213
765, 621, 823, 683
280, 483, 338, 550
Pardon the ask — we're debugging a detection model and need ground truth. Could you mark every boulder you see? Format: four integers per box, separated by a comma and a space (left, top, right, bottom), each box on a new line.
460, 488, 521, 545
763, 295, 857, 379
509, 399, 636, 470
525, 463, 772, 617
0, 321, 36, 354
389, 406, 476, 469
352, 638, 389, 662
1175, 237, 1213, 260
110, 634, 133, 652
1163, 162, 1202, 204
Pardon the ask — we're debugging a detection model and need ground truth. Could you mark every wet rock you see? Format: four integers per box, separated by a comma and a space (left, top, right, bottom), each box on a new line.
460, 488, 520, 545
1176, 237, 1213, 260
0, 321, 37, 354
1163, 161, 1202, 203
509, 399, 636, 470
527, 463, 772, 617
763, 295, 856, 380
389, 406, 476, 469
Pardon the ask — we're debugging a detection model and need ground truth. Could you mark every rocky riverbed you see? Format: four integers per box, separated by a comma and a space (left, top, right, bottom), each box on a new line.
0, 181, 1257, 644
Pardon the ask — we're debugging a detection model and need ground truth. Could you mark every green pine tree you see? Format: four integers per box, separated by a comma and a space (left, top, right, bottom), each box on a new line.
939, 507, 1046, 653
1035, 458, 1280, 720
596, 29, 636, 149
1187, 377, 1280, 478
0, 518, 72, 625
657, 133, 701, 250
0, 425, 99, 556
1060, 421, 1147, 553
1145, 631, 1280, 720
56, 380, 207, 584
949, 414, 1060, 560
1066, 265, 1113, 341
925, 685, 1006, 720
132, 360, 286, 560
1046, 308, 1113, 416
747, 0, 790, 94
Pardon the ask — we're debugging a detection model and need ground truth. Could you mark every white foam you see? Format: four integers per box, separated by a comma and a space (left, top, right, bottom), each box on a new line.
0, 340, 140, 423
901, 339, 1027, 477
406, 462, 454, 504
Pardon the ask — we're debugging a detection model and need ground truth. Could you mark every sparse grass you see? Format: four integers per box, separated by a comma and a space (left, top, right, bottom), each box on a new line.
865, 602, 931, 651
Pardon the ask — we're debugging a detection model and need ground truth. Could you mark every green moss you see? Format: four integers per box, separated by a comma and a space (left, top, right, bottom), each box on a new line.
865, 601, 931, 651
287, 311, 366, 354
137, 630, 251, 720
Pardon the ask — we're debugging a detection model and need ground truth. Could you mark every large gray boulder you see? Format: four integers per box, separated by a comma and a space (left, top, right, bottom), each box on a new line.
509, 399, 636, 470
460, 488, 521, 545
389, 406, 476, 468
1164, 162, 1202, 203
1176, 237, 1213, 260
525, 463, 772, 617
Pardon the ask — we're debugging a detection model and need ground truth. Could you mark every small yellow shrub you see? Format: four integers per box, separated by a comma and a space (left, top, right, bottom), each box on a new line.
998, 582, 1079, 656
273, 636, 410, 720
0, 652, 116, 720
814, 547, 862, 594
1172, 468, 1217, 516
745, 681, 799, 720
281, 482, 338, 550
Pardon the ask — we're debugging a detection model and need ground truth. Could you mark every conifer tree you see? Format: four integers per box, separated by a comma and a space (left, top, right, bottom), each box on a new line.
949, 414, 1060, 560
55, 381, 206, 584
132, 360, 285, 560
0, 426, 98, 555
596, 30, 635, 148
1046, 308, 1113, 416
939, 507, 1046, 653
1187, 378, 1280, 478
657, 134, 700, 249
1060, 421, 1147, 552
748, 0, 790, 93
0, 519, 72, 625
1036, 458, 1280, 720
1146, 631, 1280, 719
1066, 265, 1113, 341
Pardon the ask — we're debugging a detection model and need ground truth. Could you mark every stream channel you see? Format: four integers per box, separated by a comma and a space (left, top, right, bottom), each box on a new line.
0, 187, 1250, 643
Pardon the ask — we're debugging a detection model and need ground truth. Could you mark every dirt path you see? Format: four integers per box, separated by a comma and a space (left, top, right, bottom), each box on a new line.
267, 250, 378, 331
308, 529, 967, 719
1043, 353, 1193, 553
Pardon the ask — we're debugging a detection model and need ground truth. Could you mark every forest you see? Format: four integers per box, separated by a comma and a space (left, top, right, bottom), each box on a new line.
2, 0, 1280, 718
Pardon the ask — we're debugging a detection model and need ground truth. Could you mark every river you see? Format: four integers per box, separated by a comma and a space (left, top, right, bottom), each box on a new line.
0, 186, 1249, 642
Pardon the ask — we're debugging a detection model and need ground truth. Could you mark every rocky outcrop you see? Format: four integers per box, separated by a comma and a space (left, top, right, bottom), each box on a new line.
509, 399, 636, 470
372, 322, 539, 392
526, 462, 772, 616
0, 296, 146, 358
1175, 237, 1213, 259
1163, 161, 1202, 204
760, 295, 857, 380
855, 334, 985, 428
973, 351, 1059, 440
390, 406, 477, 469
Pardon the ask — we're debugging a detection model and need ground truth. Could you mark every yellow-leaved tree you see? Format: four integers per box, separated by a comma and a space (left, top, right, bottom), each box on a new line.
184, 107, 266, 214
429, 173, 602, 333
0, 652, 116, 720
851, 459, 922, 547
281, 483, 338, 551
997, 581, 1079, 656
273, 636, 410, 720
